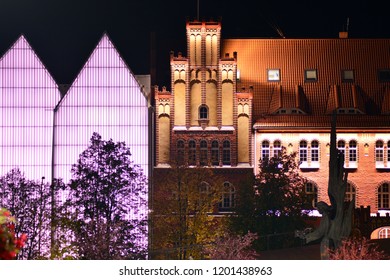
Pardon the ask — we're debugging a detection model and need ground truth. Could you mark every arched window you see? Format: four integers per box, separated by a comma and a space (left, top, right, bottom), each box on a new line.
305, 181, 318, 209
273, 140, 282, 157
299, 140, 308, 163
177, 140, 185, 165
222, 140, 231, 165
200, 140, 208, 166
378, 182, 390, 210
188, 140, 196, 166
219, 182, 235, 211
349, 140, 357, 163
261, 140, 270, 159
376, 140, 384, 162
388, 141, 390, 162
337, 140, 346, 155
345, 182, 356, 205
311, 140, 319, 163
211, 140, 219, 166
199, 105, 208, 119
379, 227, 390, 239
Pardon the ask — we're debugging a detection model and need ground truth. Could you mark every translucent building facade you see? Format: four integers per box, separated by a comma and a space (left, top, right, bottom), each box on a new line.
0, 34, 150, 251
54, 34, 149, 184
0, 36, 61, 180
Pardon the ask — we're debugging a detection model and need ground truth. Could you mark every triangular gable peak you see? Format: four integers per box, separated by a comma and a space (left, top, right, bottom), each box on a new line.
0, 35, 60, 106
61, 34, 147, 107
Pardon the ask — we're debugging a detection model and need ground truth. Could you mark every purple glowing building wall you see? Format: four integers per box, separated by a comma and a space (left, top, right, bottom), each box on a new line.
54, 34, 149, 244
1, 34, 150, 251
0, 36, 61, 181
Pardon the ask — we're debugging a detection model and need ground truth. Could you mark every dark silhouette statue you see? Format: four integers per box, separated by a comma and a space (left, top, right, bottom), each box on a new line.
301, 112, 354, 259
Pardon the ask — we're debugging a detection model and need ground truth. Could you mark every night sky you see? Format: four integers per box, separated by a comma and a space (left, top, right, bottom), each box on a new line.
1, 0, 390, 88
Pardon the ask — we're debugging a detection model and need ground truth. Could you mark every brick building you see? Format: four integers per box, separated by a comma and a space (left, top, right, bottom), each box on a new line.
154, 20, 390, 218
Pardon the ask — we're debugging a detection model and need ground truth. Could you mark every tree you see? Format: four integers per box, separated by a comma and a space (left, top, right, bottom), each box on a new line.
151, 166, 225, 259
329, 237, 388, 260
63, 132, 147, 259
205, 231, 259, 260
230, 148, 309, 250
0, 168, 51, 259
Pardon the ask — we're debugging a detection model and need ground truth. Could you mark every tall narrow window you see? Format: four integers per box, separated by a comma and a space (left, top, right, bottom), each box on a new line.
345, 182, 356, 205
199, 105, 208, 119
188, 140, 196, 166
387, 141, 390, 163
199, 181, 210, 207
200, 140, 208, 166
376, 140, 384, 162
311, 140, 319, 163
219, 182, 235, 211
177, 140, 185, 165
349, 140, 357, 163
211, 140, 219, 166
299, 140, 308, 163
337, 140, 346, 156
222, 140, 231, 165
273, 140, 282, 157
378, 182, 390, 209
305, 181, 318, 208
261, 140, 270, 159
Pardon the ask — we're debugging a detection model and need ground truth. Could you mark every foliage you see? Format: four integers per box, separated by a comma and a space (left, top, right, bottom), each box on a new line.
329, 237, 388, 260
151, 166, 225, 259
0, 208, 27, 259
205, 231, 259, 260
0, 169, 51, 259
229, 148, 309, 250
63, 132, 148, 259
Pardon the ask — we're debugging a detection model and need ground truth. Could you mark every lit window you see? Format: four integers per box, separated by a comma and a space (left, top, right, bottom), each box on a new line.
342, 70, 354, 82
261, 140, 270, 159
273, 140, 282, 157
305, 181, 318, 209
311, 140, 319, 163
177, 140, 185, 165
199, 105, 208, 119
349, 140, 357, 163
199, 181, 210, 207
222, 140, 231, 165
211, 140, 219, 166
219, 182, 235, 211
376, 140, 384, 162
378, 69, 390, 82
299, 140, 308, 163
388, 141, 390, 163
345, 182, 356, 206
337, 140, 346, 155
305, 69, 317, 82
267, 69, 280, 81
378, 182, 390, 209
379, 227, 390, 239
200, 140, 208, 166
188, 140, 196, 166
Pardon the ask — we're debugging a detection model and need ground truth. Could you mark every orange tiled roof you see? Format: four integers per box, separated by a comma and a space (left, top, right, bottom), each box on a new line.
222, 38, 390, 121
253, 115, 390, 130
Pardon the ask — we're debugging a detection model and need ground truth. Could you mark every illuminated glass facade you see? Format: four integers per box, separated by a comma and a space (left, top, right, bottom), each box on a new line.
1, 34, 150, 249
0, 36, 61, 181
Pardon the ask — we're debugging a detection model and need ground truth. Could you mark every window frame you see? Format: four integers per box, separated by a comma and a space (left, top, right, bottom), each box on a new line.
222, 140, 231, 165
219, 182, 235, 211
261, 140, 270, 160
211, 140, 219, 166
305, 181, 318, 209
267, 69, 281, 82
304, 69, 318, 82
378, 182, 390, 210
378, 69, 390, 82
199, 140, 208, 166
342, 69, 354, 82
376, 140, 385, 169
188, 140, 196, 166
199, 105, 209, 120
177, 140, 185, 165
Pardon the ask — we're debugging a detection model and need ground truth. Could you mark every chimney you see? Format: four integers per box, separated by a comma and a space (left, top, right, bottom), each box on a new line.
339, 31, 348, 39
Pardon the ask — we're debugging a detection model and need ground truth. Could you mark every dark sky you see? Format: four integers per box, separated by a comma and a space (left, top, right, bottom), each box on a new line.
1, 0, 390, 88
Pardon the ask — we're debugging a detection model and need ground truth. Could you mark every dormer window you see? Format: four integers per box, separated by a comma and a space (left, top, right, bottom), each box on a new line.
305, 69, 318, 82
